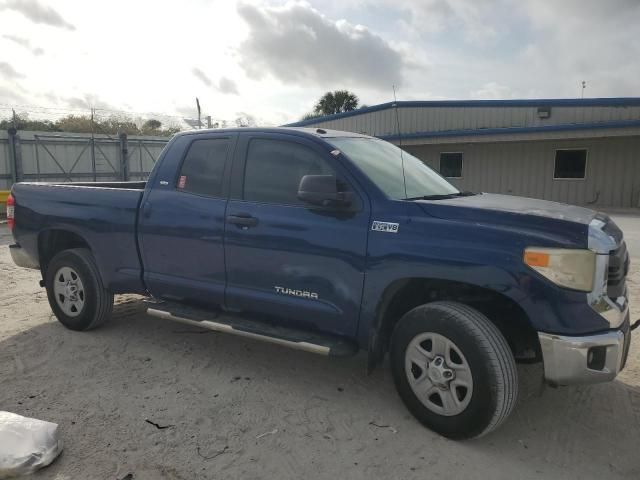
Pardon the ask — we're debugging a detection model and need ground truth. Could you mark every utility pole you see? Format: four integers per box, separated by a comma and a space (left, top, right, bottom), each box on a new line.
119, 132, 129, 181
12, 108, 17, 128
196, 97, 201, 129
90, 108, 97, 181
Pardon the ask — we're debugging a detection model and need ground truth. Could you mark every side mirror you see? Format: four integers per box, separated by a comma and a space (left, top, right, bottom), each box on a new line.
297, 175, 352, 207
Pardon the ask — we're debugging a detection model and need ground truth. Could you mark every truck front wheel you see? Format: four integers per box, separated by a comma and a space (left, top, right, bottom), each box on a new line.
45, 248, 114, 331
390, 301, 518, 439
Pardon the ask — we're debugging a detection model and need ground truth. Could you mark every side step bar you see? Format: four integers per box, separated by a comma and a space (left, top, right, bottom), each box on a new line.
146, 301, 358, 357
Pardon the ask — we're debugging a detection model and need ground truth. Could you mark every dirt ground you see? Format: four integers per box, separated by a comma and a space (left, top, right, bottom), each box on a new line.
1, 219, 639, 480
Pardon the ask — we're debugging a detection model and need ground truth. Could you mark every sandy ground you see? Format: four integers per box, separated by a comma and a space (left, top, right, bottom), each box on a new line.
1, 219, 639, 480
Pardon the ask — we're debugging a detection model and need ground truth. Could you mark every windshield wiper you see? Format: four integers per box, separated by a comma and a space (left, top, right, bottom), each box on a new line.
405, 191, 477, 201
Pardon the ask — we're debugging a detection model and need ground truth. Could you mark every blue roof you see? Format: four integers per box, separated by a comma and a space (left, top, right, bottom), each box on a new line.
378, 119, 640, 141
283, 97, 640, 127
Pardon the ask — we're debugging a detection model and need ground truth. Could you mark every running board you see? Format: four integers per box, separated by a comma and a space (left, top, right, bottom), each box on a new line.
146, 301, 358, 357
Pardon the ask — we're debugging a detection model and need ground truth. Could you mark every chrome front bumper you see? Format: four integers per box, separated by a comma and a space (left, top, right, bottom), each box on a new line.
536, 218, 631, 387
539, 327, 630, 386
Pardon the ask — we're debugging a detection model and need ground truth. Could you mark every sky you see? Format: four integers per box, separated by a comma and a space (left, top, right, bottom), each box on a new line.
0, 0, 638, 127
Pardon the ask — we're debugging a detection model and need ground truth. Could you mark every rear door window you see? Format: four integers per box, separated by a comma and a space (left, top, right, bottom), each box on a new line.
177, 138, 229, 197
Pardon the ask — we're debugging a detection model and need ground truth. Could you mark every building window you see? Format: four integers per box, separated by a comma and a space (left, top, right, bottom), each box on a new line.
440, 152, 463, 178
554, 149, 587, 179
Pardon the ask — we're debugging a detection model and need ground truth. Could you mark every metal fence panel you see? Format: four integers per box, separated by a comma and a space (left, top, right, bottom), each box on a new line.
126, 136, 169, 180
4, 130, 170, 185
19, 131, 120, 181
0, 131, 10, 190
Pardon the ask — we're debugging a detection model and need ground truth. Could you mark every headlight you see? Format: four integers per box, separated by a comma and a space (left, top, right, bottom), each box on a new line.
523, 248, 596, 292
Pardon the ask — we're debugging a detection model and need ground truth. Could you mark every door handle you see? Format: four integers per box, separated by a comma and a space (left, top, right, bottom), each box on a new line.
227, 214, 259, 228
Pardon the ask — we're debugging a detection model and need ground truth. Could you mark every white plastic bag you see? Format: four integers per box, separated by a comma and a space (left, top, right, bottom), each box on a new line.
0, 411, 63, 478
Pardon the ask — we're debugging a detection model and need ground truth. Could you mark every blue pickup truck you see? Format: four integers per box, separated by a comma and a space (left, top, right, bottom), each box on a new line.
7, 127, 632, 439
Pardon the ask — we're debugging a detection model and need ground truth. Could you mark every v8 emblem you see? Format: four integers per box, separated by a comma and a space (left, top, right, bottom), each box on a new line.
371, 221, 399, 233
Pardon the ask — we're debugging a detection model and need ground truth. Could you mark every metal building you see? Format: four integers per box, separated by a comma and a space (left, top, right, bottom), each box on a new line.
285, 98, 640, 208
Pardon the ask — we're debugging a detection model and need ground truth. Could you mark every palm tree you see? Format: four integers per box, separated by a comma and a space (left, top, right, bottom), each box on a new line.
313, 90, 359, 116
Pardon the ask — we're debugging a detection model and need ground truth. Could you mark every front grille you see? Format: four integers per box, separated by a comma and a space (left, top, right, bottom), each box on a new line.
608, 241, 629, 299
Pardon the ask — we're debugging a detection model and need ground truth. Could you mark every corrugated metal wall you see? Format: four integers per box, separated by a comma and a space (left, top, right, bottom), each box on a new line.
405, 136, 640, 208
302, 104, 640, 137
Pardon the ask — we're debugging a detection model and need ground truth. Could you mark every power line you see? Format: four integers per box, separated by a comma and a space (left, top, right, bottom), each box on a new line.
0, 104, 89, 114
0, 101, 258, 129
0, 102, 193, 121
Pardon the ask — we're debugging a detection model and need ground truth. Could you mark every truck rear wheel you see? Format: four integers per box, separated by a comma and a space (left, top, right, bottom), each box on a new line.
390, 301, 517, 439
45, 248, 114, 331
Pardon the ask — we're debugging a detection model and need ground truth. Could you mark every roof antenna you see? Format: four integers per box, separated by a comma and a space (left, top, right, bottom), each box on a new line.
393, 85, 408, 199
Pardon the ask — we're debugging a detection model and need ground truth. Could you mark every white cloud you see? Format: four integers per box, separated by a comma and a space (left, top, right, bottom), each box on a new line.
0, 0, 75, 30
0, 84, 26, 103
470, 82, 515, 100
192, 68, 213, 88
2, 34, 44, 55
0, 62, 25, 80
515, 0, 640, 96
63, 93, 117, 110
0, 0, 638, 126
397, 0, 503, 44
192, 69, 239, 95
236, 1, 407, 90
219, 77, 239, 95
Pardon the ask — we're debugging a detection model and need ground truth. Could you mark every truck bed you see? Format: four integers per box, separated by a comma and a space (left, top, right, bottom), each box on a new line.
10, 181, 147, 294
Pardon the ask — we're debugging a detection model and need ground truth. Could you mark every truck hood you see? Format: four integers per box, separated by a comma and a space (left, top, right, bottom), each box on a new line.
416, 193, 602, 248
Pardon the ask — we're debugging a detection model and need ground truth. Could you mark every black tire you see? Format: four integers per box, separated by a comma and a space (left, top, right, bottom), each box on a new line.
390, 301, 517, 440
45, 248, 114, 331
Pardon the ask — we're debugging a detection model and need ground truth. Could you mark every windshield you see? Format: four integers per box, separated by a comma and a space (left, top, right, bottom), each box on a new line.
328, 137, 459, 200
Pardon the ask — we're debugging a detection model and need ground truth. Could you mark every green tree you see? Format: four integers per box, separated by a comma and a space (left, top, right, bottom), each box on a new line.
301, 112, 321, 121
141, 119, 162, 133
54, 115, 95, 133
0, 112, 182, 136
312, 90, 359, 116
0, 113, 59, 132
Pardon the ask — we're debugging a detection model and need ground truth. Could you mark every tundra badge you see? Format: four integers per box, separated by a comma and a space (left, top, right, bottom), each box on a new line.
275, 286, 319, 300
